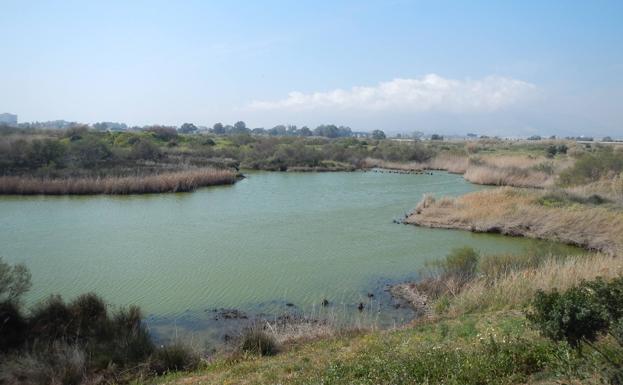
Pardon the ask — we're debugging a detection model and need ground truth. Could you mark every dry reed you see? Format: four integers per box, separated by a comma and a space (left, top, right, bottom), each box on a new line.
447, 253, 623, 315
406, 187, 623, 255
0, 168, 237, 195
364, 154, 564, 188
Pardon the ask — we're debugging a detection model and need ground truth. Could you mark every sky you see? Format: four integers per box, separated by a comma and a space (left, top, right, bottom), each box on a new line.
1, 0, 622, 137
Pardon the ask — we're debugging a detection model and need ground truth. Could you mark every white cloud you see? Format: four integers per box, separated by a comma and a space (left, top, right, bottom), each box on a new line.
248, 74, 536, 113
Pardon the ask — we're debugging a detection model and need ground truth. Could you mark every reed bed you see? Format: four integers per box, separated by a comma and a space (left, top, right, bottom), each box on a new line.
447, 253, 623, 315
426, 154, 469, 174
463, 164, 553, 188
565, 173, 623, 204
361, 158, 425, 171
0, 168, 237, 195
364, 154, 563, 188
407, 187, 623, 255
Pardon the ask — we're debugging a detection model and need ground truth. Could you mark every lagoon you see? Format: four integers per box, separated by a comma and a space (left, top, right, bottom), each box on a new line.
0, 171, 582, 339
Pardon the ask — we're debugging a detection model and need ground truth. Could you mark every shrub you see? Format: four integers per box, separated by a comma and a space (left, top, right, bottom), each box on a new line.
527, 277, 623, 384
0, 257, 32, 303
240, 327, 279, 356
537, 190, 608, 207
559, 148, 623, 186
0, 342, 87, 385
69, 293, 109, 343
433, 247, 480, 282
108, 305, 154, 366
130, 139, 161, 160
29, 295, 75, 344
150, 343, 200, 374
528, 285, 609, 347
0, 301, 27, 352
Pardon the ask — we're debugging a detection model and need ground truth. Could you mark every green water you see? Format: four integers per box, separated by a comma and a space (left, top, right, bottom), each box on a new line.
0, 171, 580, 325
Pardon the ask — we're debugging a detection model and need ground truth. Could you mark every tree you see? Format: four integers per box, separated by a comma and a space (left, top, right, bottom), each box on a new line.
179, 123, 198, 134
268, 125, 287, 136
314, 124, 339, 138
430, 134, 444, 141
299, 126, 312, 136
144, 126, 178, 141
232, 121, 249, 135
412, 131, 425, 140
27, 139, 66, 167
286, 125, 298, 136
371, 130, 386, 140
212, 123, 225, 134
0, 257, 31, 304
130, 139, 161, 160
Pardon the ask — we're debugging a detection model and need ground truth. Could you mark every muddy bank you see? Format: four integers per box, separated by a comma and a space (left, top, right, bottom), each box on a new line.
146, 279, 418, 349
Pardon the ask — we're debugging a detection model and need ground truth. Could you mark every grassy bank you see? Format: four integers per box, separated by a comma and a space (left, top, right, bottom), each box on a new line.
0, 168, 237, 195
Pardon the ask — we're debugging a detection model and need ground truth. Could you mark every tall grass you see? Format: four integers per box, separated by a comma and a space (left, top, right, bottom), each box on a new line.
447, 253, 623, 315
0, 168, 237, 195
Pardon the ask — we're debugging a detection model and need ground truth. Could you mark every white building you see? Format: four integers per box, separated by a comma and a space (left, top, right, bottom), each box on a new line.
0, 113, 18, 126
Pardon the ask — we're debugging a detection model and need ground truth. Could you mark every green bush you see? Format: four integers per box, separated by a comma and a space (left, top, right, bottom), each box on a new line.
432, 247, 480, 281
527, 277, 623, 384
537, 190, 608, 207
559, 148, 623, 185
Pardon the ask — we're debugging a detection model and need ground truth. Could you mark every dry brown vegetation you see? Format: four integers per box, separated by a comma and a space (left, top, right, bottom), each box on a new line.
565, 174, 623, 204
364, 153, 568, 188
361, 157, 426, 172
0, 168, 237, 195
406, 187, 623, 254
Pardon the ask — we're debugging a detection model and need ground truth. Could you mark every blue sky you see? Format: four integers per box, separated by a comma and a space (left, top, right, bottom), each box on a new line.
1, 0, 622, 136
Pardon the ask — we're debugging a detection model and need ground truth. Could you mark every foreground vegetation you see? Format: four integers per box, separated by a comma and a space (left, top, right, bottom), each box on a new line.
0, 257, 201, 384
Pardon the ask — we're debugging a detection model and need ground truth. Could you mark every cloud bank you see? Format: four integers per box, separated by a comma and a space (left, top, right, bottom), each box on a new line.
249, 74, 536, 113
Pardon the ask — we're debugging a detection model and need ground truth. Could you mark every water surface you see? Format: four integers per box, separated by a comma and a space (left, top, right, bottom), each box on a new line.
0, 171, 581, 340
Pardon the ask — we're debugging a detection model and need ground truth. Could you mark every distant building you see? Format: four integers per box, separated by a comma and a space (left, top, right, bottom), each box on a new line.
0, 113, 18, 126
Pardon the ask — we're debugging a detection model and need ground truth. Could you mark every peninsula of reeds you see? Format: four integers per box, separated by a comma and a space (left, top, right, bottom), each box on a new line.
0, 167, 237, 195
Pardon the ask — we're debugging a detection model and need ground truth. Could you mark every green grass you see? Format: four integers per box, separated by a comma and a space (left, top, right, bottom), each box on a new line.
147, 312, 585, 385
